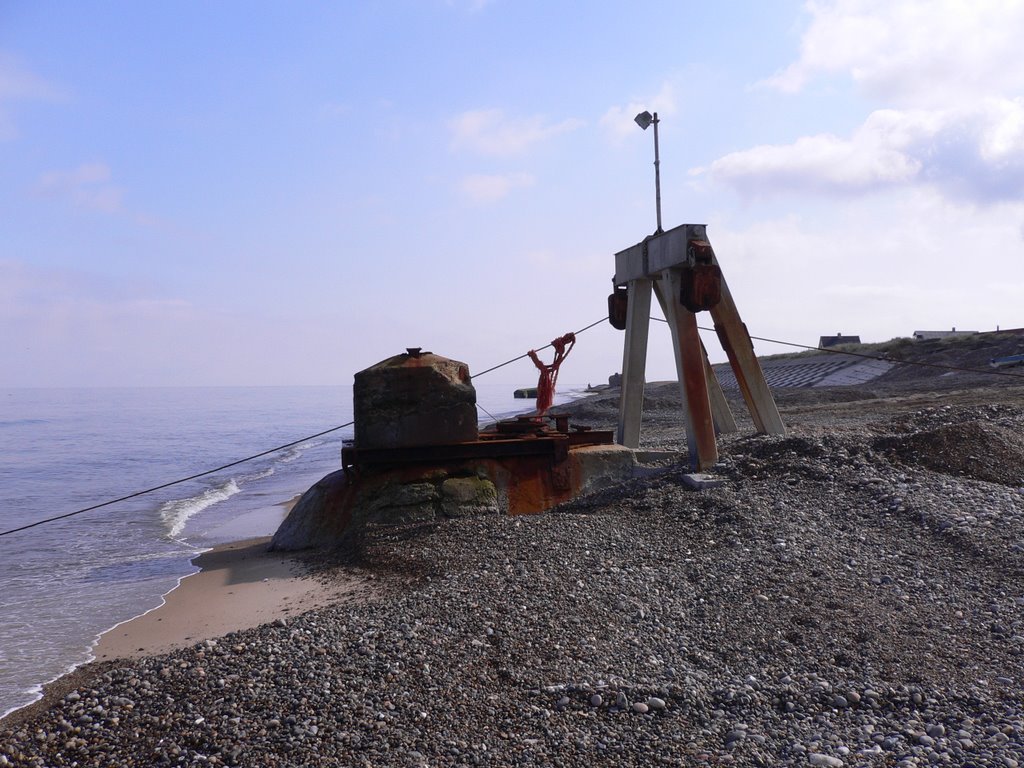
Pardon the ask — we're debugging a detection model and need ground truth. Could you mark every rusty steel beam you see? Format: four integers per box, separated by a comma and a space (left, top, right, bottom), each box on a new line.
677, 307, 719, 469
343, 436, 566, 470
343, 431, 613, 471
655, 270, 718, 470
701, 337, 738, 434
709, 277, 786, 436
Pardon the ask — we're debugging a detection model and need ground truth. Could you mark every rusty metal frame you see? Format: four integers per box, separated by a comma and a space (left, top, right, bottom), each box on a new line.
343, 430, 614, 472
613, 223, 785, 470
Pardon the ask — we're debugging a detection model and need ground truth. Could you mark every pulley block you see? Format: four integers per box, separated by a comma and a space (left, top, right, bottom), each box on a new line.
679, 263, 722, 313
608, 285, 629, 330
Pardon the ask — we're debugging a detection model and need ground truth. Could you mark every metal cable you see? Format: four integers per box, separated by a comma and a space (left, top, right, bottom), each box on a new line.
470, 317, 607, 380
0, 320, 610, 539
650, 316, 1024, 381
475, 401, 501, 429
726, 326, 1024, 379
9, 313, 1013, 539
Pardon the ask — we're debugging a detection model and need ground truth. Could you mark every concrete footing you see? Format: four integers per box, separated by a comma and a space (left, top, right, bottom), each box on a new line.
271, 445, 701, 551
680, 473, 726, 490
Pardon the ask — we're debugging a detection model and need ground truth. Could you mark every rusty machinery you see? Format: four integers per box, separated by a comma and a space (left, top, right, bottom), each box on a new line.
343, 414, 613, 484
609, 223, 786, 470
339, 348, 615, 514
341, 414, 615, 514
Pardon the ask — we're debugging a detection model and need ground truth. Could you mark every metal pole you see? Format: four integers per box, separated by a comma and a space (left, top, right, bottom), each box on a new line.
652, 112, 663, 234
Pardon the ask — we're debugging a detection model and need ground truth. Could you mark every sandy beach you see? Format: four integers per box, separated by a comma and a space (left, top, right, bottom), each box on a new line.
94, 536, 377, 660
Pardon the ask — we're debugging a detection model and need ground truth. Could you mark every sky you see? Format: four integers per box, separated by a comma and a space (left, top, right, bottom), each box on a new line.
2, 0, 1023, 389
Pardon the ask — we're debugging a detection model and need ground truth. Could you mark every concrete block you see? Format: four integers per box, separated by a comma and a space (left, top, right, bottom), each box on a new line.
571, 444, 637, 494
440, 476, 499, 518
680, 473, 726, 490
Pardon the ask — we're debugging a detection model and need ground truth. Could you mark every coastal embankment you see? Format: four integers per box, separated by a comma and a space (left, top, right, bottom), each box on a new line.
3, 349, 1024, 765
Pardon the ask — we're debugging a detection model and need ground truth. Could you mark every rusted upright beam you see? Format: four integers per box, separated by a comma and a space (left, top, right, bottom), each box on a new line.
710, 277, 786, 436
701, 338, 737, 434
655, 271, 718, 470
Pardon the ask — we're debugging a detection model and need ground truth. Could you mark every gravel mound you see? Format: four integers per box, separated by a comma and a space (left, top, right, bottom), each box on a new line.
873, 407, 1024, 487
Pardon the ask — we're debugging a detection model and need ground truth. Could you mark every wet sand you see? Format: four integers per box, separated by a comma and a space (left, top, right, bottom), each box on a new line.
94, 537, 375, 660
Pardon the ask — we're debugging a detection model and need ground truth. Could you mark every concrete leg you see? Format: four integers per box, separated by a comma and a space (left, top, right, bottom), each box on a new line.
702, 339, 737, 434
655, 270, 719, 470
710, 278, 786, 436
616, 278, 652, 448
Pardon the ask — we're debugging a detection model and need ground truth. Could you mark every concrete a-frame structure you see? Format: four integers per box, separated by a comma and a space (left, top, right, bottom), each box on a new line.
613, 224, 786, 470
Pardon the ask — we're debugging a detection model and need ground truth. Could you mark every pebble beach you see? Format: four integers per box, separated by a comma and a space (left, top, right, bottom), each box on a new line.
3, 372, 1024, 766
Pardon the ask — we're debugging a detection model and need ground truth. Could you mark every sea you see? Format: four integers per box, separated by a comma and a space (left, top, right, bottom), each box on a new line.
0, 383, 579, 718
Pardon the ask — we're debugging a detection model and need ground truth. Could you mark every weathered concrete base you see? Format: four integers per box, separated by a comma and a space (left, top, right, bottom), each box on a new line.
271, 470, 353, 551
271, 444, 648, 551
271, 466, 499, 551
680, 473, 726, 490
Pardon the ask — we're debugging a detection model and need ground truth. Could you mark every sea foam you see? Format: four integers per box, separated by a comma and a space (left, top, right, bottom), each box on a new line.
160, 479, 242, 538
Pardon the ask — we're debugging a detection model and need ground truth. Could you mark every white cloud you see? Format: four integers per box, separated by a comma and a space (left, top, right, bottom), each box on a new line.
706, 130, 919, 195
449, 109, 583, 155
764, 0, 1024, 107
600, 82, 677, 141
705, 190, 1024, 352
978, 98, 1024, 163
0, 52, 63, 140
459, 171, 534, 203
34, 163, 124, 213
714, 3, 1024, 205
705, 99, 1024, 202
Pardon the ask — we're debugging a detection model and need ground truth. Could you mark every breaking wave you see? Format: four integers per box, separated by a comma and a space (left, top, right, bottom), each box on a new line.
160, 479, 242, 539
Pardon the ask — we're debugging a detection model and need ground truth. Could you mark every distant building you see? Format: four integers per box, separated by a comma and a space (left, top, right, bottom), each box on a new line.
912, 327, 979, 341
819, 333, 861, 349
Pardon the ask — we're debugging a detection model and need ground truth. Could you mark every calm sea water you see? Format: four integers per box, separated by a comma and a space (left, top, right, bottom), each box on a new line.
0, 384, 570, 717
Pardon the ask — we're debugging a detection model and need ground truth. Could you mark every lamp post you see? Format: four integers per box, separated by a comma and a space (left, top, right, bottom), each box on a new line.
634, 110, 662, 234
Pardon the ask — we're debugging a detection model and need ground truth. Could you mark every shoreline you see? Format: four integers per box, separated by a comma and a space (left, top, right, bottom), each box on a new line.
92, 496, 317, 660
0, 394, 558, 724
2, 533, 378, 730
94, 536, 378, 660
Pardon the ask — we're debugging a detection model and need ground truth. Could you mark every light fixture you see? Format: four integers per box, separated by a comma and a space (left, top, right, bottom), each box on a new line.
634, 110, 662, 234
634, 110, 654, 131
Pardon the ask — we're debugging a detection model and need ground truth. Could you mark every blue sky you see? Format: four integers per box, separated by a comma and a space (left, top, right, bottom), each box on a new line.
2, 1, 1023, 388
